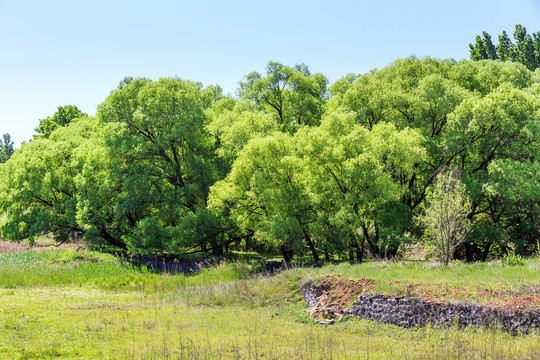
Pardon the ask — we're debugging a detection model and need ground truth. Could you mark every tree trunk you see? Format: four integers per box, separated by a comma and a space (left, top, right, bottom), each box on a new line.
302, 228, 319, 262
324, 246, 330, 262
354, 240, 363, 263
210, 241, 224, 256
280, 244, 293, 263
362, 224, 380, 258
99, 229, 128, 250
481, 242, 492, 261
465, 242, 473, 263
349, 244, 355, 263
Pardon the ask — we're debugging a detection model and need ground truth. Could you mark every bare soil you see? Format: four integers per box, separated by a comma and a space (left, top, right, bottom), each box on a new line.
307, 275, 376, 320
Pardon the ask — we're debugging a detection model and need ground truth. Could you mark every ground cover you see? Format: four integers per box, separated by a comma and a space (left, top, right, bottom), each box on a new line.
1, 244, 540, 359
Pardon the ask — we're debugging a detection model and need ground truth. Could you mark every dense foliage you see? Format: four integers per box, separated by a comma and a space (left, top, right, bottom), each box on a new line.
470, 24, 540, 70
34, 105, 88, 139
0, 134, 14, 163
1, 58, 539, 262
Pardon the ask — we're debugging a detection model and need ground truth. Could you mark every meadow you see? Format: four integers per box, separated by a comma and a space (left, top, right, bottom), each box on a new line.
1, 246, 540, 359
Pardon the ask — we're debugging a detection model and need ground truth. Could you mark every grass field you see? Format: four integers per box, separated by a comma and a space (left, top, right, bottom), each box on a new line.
1, 246, 540, 359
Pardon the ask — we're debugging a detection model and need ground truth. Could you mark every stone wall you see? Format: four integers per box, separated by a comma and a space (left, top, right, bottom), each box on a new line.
302, 284, 540, 334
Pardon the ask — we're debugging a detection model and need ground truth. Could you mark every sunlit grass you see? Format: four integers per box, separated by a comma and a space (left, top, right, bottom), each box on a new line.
2, 285, 540, 359
1, 249, 540, 359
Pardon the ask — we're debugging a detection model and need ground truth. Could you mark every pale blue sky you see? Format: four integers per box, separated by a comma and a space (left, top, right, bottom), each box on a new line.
1, 0, 540, 145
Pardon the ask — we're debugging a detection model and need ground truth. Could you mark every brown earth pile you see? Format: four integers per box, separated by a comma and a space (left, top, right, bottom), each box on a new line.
301, 275, 376, 323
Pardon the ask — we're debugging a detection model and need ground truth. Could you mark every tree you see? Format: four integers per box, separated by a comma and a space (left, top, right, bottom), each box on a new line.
0, 133, 14, 163
0, 78, 229, 255
497, 31, 517, 62
419, 169, 471, 265
209, 114, 425, 262
1, 60, 538, 261
238, 62, 328, 131
209, 132, 316, 262
206, 100, 279, 168
470, 25, 540, 70
92, 77, 224, 254
0, 118, 95, 244
469, 32, 498, 61
297, 116, 425, 260
328, 57, 539, 260
34, 105, 87, 139
448, 82, 539, 259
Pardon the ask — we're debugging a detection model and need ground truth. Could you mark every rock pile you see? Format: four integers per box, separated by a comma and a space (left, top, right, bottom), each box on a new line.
350, 293, 540, 334
301, 281, 323, 308
302, 282, 540, 334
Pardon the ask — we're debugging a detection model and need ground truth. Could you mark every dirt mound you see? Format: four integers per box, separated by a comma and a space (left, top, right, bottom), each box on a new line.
301, 275, 376, 322
494, 296, 540, 311
390, 279, 540, 311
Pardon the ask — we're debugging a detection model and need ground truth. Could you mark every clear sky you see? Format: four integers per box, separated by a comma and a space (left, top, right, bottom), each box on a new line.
1, 0, 539, 145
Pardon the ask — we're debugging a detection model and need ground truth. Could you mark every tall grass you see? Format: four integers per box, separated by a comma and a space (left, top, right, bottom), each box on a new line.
0, 250, 279, 301
0, 250, 148, 289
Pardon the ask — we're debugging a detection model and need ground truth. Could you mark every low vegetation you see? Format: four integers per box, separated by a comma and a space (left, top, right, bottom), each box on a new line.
1, 244, 540, 359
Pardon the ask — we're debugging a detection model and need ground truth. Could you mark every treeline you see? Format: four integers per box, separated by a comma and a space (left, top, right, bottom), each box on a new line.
0, 57, 539, 262
0, 134, 14, 163
470, 24, 540, 70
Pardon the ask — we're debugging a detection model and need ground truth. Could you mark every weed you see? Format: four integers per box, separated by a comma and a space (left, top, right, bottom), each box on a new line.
502, 249, 525, 267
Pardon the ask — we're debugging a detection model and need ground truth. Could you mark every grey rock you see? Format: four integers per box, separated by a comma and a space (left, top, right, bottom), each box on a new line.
304, 286, 540, 334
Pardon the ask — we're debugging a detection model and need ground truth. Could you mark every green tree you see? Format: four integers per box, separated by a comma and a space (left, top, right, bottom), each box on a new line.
238, 62, 328, 131
206, 100, 279, 168
209, 132, 316, 262
93, 77, 223, 254
470, 25, 540, 70
2, 59, 538, 262
419, 169, 471, 265
298, 115, 425, 260
496, 31, 517, 62
0, 118, 95, 244
328, 57, 539, 260
448, 82, 539, 258
1, 78, 230, 254
209, 113, 425, 262
469, 32, 498, 61
34, 105, 87, 139
0, 133, 14, 163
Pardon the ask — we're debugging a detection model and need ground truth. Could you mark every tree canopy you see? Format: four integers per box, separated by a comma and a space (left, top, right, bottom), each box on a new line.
0, 134, 14, 163
470, 24, 540, 71
1, 59, 538, 262
34, 105, 88, 139
238, 62, 328, 131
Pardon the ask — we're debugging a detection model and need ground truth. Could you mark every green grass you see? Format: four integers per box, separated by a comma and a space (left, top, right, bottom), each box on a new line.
1, 249, 540, 359
299, 259, 540, 303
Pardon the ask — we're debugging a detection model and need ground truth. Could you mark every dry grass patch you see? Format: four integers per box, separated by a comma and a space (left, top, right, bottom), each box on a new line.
0, 239, 29, 253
